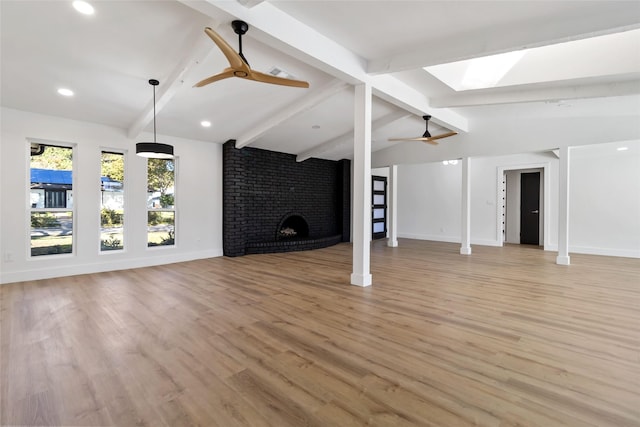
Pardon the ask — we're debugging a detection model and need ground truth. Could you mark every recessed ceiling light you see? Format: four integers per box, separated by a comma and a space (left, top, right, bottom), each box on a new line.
312, 125, 321, 129
57, 88, 74, 97
72, 1, 94, 15
617, 147, 629, 151
200, 120, 211, 128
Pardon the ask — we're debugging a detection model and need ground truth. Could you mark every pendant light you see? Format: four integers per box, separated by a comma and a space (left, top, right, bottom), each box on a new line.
136, 79, 174, 159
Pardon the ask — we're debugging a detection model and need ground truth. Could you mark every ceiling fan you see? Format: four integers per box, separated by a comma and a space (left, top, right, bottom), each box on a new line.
194, 20, 310, 89
389, 115, 457, 145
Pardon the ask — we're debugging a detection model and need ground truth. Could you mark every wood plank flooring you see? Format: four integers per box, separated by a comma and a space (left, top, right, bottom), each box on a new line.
1, 239, 639, 426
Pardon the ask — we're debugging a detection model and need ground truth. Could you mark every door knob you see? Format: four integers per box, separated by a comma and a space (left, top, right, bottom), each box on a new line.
531, 210, 539, 214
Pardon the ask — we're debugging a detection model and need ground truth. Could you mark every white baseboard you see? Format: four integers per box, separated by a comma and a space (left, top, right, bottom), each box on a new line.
0, 248, 224, 284
398, 233, 459, 243
568, 245, 640, 259
398, 233, 502, 247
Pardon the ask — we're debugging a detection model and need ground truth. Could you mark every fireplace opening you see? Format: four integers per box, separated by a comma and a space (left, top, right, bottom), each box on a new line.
277, 214, 309, 240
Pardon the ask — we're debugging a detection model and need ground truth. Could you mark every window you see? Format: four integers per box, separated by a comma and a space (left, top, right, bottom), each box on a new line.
29, 142, 74, 256
147, 158, 175, 247
100, 151, 125, 251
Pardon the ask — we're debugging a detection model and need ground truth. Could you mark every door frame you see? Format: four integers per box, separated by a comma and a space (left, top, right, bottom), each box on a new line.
496, 163, 551, 250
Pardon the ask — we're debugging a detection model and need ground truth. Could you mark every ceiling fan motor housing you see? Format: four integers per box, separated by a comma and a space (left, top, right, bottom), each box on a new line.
232, 20, 249, 35
423, 115, 432, 138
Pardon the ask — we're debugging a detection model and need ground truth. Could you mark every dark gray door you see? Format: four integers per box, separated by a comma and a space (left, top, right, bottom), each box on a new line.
372, 176, 387, 240
520, 172, 540, 245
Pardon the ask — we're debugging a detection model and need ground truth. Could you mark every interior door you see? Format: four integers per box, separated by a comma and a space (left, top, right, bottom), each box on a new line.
372, 176, 387, 240
520, 172, 540, 245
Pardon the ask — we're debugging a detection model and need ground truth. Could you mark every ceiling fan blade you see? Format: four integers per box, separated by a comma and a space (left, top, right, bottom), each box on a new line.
250, 70, 310, 88
422, 139, 439, 146
388, 137, 426, 142
193, 68, 235, 87
429, 131, 458, 141
391, 137, 439, 145
204, 27, 247, 70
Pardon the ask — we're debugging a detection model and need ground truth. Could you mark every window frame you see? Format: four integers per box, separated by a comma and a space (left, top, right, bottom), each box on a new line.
146, 156, 177, 248
27, 138, 77, 259
99, 149, 127, 254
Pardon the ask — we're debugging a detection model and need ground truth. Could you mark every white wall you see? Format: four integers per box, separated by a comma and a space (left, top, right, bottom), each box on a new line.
397, 161, 462, 243
394, 145, 640, 257
397, 152, 560, 248
0, 107, 223, 284
569, 142, 640, 257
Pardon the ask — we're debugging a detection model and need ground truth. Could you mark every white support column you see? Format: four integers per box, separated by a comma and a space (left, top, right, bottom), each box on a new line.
351, 83, 373, 287
387, 165, 398, 247
557, 146, 571, 265
460, 157, 472, 255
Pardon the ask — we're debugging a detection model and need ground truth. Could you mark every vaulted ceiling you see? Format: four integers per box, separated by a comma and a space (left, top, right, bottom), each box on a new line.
2, 1, 639, 165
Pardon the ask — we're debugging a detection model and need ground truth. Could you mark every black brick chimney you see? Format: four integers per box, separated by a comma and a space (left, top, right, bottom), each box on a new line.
223, 140, 351, 256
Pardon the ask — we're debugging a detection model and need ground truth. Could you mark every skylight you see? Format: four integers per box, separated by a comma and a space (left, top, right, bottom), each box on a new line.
459, 51, 525, 90
424, 29, 640, 91
57, 88, 74, 97
72, 1, 94, 15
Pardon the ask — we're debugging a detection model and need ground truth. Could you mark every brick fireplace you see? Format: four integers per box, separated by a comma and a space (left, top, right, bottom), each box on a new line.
222, 140, 351, 256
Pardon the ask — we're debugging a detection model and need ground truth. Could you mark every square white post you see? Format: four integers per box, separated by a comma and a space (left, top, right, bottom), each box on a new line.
557, 146, 571, 265
351, 83, 372, 286
387, 165, 398, 247
460, 157, 472, 255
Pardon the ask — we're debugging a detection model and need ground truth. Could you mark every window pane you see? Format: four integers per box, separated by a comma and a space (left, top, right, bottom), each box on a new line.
373, 194, 385, 205
101, 152, 124, 251
30, 143, 73, 256
373, 222, 385, 233
373, 180, 385, 191
147, 158, 175, 247
31, 211, 73, 256
148, 211, 175, 247
147, 158, 174, 209
373, 208, 385, 219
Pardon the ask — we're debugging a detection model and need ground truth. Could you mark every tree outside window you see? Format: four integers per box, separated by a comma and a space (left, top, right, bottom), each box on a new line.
147, 158, 175, 247
100, 151, 125, 251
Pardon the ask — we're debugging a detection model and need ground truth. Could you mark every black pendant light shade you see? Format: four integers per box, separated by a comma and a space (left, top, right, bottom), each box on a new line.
135, 142, 173, 158
136, 79, 174, 159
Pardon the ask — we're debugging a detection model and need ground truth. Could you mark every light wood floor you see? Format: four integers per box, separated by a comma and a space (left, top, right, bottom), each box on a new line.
2, 239, 639, 427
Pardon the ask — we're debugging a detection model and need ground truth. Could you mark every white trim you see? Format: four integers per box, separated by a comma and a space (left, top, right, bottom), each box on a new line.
1, 249, 223, 285
397, 233, 502, 247
398, 233, 460, 243
145, 156, 177, 249
568, 246, 640, 259
496, 162, 551, 250
99, 148, 127, 254
26, 138, 78, 260
350, 273, 372, 287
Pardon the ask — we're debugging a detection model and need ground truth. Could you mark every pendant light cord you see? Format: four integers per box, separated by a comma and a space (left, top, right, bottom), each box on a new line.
153, 84, 157, 143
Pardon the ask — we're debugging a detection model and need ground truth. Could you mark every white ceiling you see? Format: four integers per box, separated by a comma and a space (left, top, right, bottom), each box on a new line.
1, 0, 639, 164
